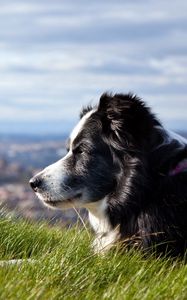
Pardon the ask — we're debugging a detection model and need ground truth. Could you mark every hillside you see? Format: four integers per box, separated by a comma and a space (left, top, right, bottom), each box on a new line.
0, 216, 187, 300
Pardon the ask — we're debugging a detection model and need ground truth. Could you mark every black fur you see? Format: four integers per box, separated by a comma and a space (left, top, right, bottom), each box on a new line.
84, 93, 187, 256
31, 92, 187, 257
80, 105, 93, 119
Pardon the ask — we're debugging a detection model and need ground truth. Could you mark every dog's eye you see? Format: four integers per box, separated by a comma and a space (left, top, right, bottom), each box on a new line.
73, 147, 84, 155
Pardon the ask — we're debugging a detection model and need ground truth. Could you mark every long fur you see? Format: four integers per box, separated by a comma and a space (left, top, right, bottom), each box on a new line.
81, 93, 187, 256
31, 93, 187, 257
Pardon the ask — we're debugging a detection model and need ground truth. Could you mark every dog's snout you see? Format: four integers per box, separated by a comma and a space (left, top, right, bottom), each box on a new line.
29, 176, 42, 192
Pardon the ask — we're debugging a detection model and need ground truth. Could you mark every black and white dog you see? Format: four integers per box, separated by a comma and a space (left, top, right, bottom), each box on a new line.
30, 93, 187, 256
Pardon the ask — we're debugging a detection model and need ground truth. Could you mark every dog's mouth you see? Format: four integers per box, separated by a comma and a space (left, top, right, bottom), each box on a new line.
41, 192, 82, 207
44, 198, 72, 206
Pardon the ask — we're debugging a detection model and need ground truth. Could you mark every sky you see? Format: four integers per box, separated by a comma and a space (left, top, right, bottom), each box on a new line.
0, 0, 187, 135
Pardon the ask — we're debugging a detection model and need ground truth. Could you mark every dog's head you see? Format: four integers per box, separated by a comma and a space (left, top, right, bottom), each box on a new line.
30, 93, 156, 209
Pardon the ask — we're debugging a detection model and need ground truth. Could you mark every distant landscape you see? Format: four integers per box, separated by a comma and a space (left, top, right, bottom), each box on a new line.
0, 133, 81, 226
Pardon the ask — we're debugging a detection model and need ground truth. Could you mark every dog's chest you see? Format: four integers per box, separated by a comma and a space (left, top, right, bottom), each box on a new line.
86, 199, 119, 253
88, 209, 110, 233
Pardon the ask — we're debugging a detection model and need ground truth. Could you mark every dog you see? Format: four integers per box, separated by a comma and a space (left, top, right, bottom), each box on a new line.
30, 93, 187, 256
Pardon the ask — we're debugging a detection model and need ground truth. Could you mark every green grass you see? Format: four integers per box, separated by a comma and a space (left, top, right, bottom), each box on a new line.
0, 216, 187, 300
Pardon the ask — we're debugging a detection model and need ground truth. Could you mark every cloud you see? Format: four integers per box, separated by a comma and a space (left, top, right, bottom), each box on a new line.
0, 0, 186, 133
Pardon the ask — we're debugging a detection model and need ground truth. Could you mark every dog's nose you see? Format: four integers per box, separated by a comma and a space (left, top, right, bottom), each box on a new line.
29, 176, 42, 192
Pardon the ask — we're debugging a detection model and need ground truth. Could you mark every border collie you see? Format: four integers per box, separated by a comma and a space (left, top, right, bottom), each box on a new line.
30, 93, 187, 256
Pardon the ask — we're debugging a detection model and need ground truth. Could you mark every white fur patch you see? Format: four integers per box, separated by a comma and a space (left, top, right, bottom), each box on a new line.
70, 109, 96, 149
92, 229, 120, 254
86, 198, 110, 234
42, 151, 72, 179
85, 198, 119, 253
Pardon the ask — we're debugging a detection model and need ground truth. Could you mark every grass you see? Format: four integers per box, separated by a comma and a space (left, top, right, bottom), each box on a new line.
0, 216, 187, 300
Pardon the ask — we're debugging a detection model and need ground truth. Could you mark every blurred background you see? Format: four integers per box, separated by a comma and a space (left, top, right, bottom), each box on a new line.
0, 0, 187, 225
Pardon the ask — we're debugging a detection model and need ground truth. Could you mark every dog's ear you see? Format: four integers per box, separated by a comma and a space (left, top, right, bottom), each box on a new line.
98, 93, 134, 132
98, 93, 157, 148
